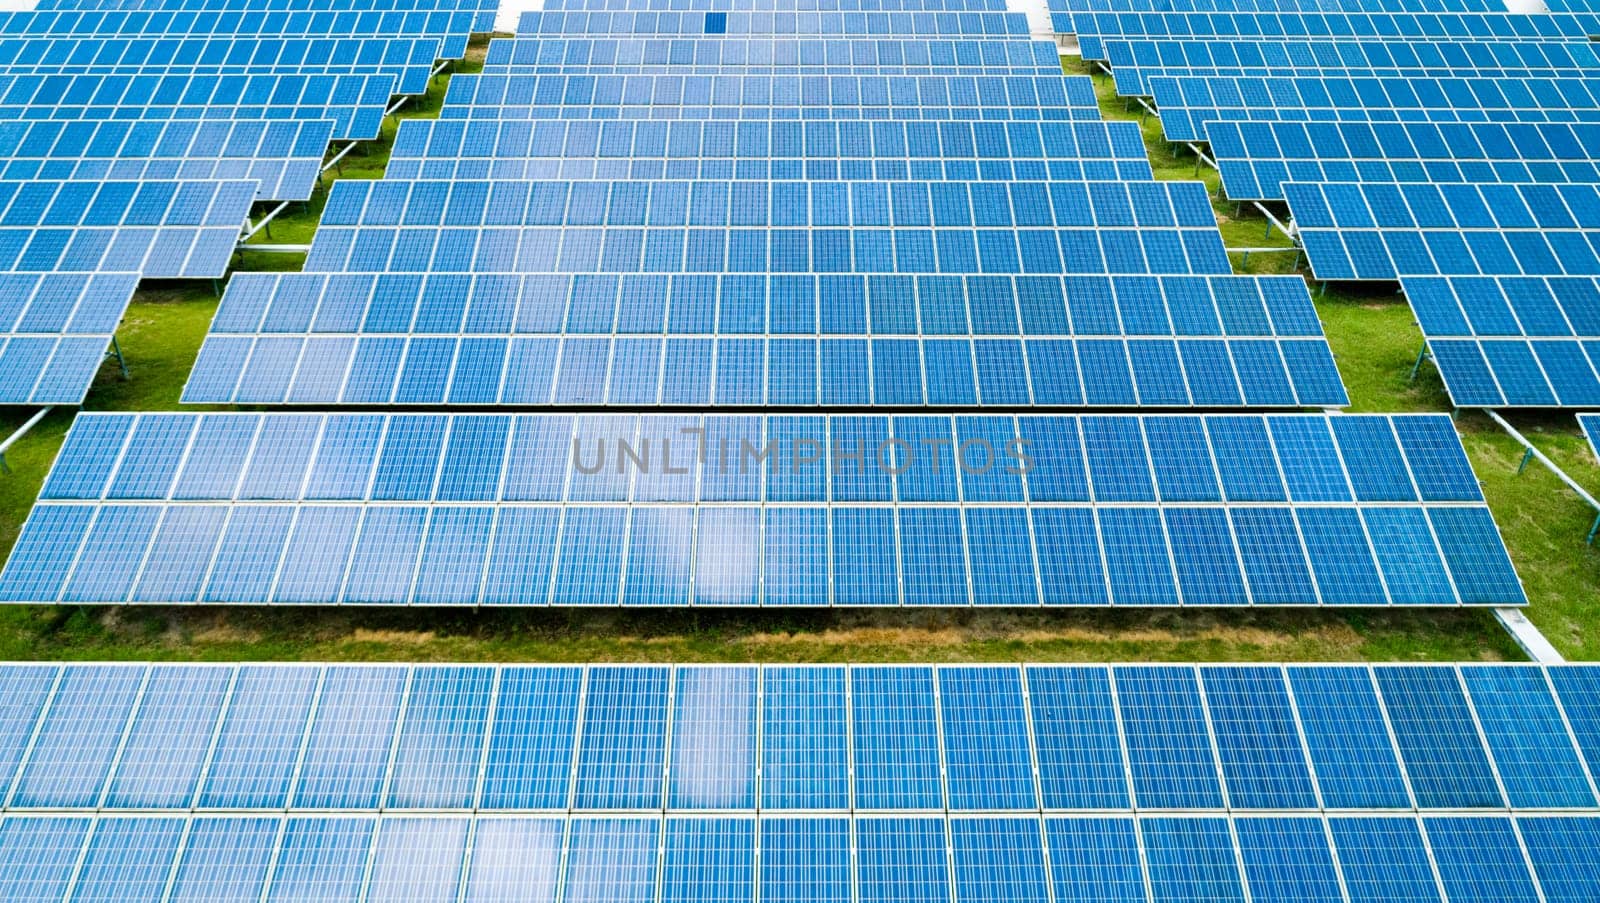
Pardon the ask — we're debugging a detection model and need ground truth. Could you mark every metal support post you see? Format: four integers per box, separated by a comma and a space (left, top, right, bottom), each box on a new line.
1483, 408, 1600, 545
0, 406, 52, 474
109, 337, 128, 380
1408, 343, 1431, 382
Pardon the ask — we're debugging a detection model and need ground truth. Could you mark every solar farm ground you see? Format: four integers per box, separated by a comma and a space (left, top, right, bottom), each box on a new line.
0, 37, 1592, 663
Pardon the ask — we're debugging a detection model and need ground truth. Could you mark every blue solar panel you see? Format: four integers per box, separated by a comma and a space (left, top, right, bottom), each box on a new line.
1201, 666, 1319, 809
1105, 37, 1600, 97
1426, 816, 1543, 903
184, 271, 1347, 408
1290, 182, 1600, 283
0, 272, 139, 405
1207, 120, 1600, 204
0, 179, 251, 278
1400, 276, 1600, 408
0, 71, 396, 140
0, 35, 440, 94
0, 663, 1591, 898
1328, 816, 1443, 903
386, 118, 1154, 183
1374, 665, 1504, 809
482, 35, 1059, 74
517, 9, 1032, 36
0, 10, 477, 59
0, 118, 333, 202
1065, 11, 1600, 61
1235, 816, 1345, 903
2, 412, 1522, 607
1151, 74, 1600, 144
1142, 816, 1248, 903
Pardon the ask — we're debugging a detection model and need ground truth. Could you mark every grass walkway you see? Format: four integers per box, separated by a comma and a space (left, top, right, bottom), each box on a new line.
0, 48, 1592, 663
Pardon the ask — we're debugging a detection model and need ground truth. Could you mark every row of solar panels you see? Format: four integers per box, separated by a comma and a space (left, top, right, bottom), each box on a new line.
182, 269, 1346, 406
1061, 3, 1600, 411
0, 412, 1520, 606
480, 36, 1066, 71
396, 118, 1138, 165
4, 812, 1594, 903
516, 10, 1034, 35
1067, 14, 1600, 60
1106, 38, 1600, 96
0, 0, 499, 407
0, 663, 1589, 812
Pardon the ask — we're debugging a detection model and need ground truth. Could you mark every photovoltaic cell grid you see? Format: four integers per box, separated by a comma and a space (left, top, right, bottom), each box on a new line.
480, 36, 1063, 74
0, 273, 140, 404
383, 118, 1157, 184
0, 663, 1598, 903
1206, 120, 1600, 204
1403, 276, 1600, 408
0, 178, 253, 278
1103, 37, 1600, 97
0, 411, 1522, 607
438, 72, 1105, 121
0, 119, 334, 203
1061, 11, 1600, 61
0, 663, 1593, 813
0, 35, 442, 95
33, 0, 499, 34
0, 814, 1584, 903
1049, 0, 1509, 37
0, 11, 478, 60
181, 271, 1347, 408
515, 10, 1034, 36
1287, 181, 1600, 282
295, 177, 1238, 277
0, 72, 398, 141
1150, 74, 1600, 144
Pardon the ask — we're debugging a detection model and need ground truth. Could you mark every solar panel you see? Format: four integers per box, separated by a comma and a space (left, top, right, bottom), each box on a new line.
545, 0, 1011, 8
1289, 181, 1600, 284
517, 9, 1033, 36
438, 71, 1104, 121
0, 72, 397, 141
1049, 0, 1508, 37
0, 411, 1520, 607
0, 11, 477, 59
0, 178, 251, 279
0, 663, 1588, 897
1410, 276, 1600, 407
1150, 74, 1600, 144
1063, 12, 1600, 61
35, 1, 498, 33
0, 272, 140, 405
481, 36, 1061, 74
0, 119, 332, 203
1206, 121, 1600, 204
0, 35, 441, 95
384, 118, 1156, 183
1106, 38, 1600, 97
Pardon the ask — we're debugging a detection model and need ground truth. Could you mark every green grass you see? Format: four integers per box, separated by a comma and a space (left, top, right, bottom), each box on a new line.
0, 49, 1595, 665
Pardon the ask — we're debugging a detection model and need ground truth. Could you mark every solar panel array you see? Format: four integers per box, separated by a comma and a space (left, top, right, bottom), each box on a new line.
1061, 0, 1600, 409
1207, 120, 1600, 204
0, 662, 1598, 901
0, 0, 485, 406
1107, 37, 1600, 97
0, 411, 1523, 606
184, 0, 1361, 417
0, 0, 1517, 612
